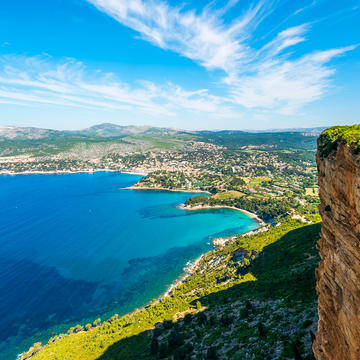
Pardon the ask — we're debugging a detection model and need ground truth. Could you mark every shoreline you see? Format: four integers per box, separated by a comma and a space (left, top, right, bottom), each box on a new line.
181, 204, 266, 225
161, 255, 204, 299
0, 169, 149, 176
124, 185, 211, 195
12, 176, 263, 359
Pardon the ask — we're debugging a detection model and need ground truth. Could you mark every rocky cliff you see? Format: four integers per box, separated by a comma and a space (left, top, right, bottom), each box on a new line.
314, 126, 360, 360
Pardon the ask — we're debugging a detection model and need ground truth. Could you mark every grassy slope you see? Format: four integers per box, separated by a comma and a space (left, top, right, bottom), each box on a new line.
26, 220, 321, 360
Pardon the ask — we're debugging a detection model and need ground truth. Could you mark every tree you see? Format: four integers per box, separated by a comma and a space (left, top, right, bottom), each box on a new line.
163, 320, 173, 329
150, 337, 159, 355
109, 314, 119, 322
158, 343, 170, 359
257, 322, 266, 337
291, 340, 303, 360
184, 313, 192, 324
74, 324, 84, 333
206, 347, 217, 360
197, 312, 207, 326
221, 314, 232, 326
168, 331, 185, 348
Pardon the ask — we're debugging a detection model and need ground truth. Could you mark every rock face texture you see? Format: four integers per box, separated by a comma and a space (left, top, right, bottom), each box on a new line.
314, 136, 360, 360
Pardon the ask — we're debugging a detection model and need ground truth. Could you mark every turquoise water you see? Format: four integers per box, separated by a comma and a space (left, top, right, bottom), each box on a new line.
0, 172, 259, 359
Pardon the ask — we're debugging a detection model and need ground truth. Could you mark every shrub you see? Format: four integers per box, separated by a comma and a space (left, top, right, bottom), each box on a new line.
150, 337, 159, 355
168, 331, 185, 348
206, 347, 217, 360
158, 343, 170, 359
257, 322, 266, 337
184, 314, 192, 324
163, 320, 173, 329
221, 314, 232, 326
197, 312, 207, 326
301, 319, 313, 329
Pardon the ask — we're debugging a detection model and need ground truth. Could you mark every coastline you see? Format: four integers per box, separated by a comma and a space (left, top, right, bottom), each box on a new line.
124, 185, 211, 195
162, 255, 204, 299
181, 204, 266, 225
0, 169, 149, 176
10, 175, 264, 359
125, 186, 265, 225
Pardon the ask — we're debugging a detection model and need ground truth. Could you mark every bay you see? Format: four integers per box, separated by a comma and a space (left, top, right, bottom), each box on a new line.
0, 172, 259, 359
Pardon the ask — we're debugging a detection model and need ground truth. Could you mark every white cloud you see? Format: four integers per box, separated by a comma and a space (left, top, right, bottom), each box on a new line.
87, 0, 269, 73
87, 0, 356, 114
0, 1, 355, 122
227, 46, 356, 113
0, 54, 233, 118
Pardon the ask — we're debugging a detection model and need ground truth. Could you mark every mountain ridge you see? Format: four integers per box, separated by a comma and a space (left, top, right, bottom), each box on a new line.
0, 123, 327, 140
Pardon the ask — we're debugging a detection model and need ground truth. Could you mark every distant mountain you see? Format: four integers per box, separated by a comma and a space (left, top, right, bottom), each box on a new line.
76, 123, 178, 137
0, 126, 62, 140
0, 123, 327, 140
244, 127, 326, 134
0, 122, 322, 158
77, 123, 149, 137
0, 123, 179, 140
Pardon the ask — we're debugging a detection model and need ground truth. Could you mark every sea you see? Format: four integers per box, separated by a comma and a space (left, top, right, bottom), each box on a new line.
0, 172, 259, 359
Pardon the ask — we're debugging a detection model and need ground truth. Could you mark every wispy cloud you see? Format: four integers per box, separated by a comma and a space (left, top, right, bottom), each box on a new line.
0, 54, 233, 118
87, 0, 356, 114
0, 1, 355, 121
227, 46, 356, 114
87, 0, 272, 73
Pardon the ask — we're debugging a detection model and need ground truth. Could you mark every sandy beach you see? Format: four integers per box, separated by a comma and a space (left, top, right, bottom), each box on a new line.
181, 204, 266, 225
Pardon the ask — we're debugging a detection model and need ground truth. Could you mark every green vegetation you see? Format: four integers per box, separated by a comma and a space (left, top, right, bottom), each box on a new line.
25, 219, 321, 360
129, 137, 319, 222
318, 125, 360, 157
186, 194, 298, 221
197, 131, 318, 151
3, 125, 323, 359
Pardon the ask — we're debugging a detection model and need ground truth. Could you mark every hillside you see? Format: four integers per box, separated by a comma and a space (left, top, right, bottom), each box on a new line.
78, 123, 179, 137
0, 124, 319, 159
0, 124, 191, 158
0, 126, 63, 140
22, 218, 321, 360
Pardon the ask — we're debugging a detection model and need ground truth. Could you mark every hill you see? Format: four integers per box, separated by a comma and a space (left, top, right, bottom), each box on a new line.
0, 124, 191, 158
22, 219, 321, 360
76, 123, 179, 137
0, 124, 319, 159
0, 126, 62, 140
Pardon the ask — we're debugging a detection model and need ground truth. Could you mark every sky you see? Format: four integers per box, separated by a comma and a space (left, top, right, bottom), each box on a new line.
0, 0, 359, 130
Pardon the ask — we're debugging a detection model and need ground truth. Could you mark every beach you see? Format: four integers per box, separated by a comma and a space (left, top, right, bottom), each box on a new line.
180, 204, 266, 225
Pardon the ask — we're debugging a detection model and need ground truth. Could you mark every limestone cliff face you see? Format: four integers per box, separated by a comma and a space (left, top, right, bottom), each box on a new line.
314, 138, 360, 360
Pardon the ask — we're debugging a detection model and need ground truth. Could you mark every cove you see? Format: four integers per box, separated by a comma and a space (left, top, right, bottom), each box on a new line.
0, 172, 260, 359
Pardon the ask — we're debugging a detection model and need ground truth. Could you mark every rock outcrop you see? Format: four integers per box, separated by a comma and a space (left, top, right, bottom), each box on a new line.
314, 126, 360, 360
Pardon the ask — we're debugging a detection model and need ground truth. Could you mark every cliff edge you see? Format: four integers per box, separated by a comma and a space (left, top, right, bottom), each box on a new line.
314, 125, 360, 360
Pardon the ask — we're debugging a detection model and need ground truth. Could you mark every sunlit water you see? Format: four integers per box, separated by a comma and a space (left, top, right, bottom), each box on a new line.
0, 172, 259, 359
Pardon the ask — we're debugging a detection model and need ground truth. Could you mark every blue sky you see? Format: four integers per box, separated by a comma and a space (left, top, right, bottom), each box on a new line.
0, 0, 359, 130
